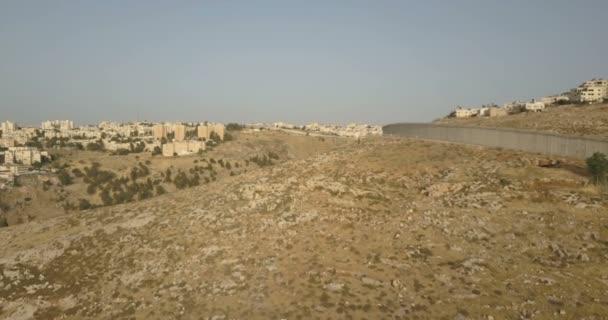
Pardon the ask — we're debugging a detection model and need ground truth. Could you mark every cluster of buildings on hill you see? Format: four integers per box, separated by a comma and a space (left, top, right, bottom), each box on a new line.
151, 123, 225, 157
257, 122, 382, 137
451, 78, 608, 118
0, 120, 227, 188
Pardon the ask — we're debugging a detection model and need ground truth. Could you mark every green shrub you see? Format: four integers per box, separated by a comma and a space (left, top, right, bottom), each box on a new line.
100, 189, 113, 206
210, 131, 222, 143
152, 146, 162, 156
174, 172, 189, 190
155, 185, 167, 196
86, 141, 104, 151
72, 168, 84, 178
164, 168, 172, 182
78, 199, 93, 210
226, 123, 244, 131
115, 148, 130, 156
86, 184, 97, 195
58, 171, 73, 186
586, 152, 608, 185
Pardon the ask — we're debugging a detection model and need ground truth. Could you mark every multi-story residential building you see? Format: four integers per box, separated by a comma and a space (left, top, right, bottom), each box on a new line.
525, 101, 546, 112
162, 140, 205, 157
541, 95, 569, 105
174, 125, 187, 141
0, 138, 16, 148
502, 101, 524, 112
489, 107, 508, 117
41, 120, 75, 131
210, 124, 225, 140
153, 124, 167, 140
1, 147, 49, 165
0, 121, 17, 134
454, 107, 479, 118
575, 79, 608, 102
197, 125, 210, 140
197, 123, 226, 141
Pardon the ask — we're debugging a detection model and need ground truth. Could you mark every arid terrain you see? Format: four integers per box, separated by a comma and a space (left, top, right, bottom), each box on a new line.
434, 103, 608, 139
0, 131, 350, 226
0, 134, 607, 319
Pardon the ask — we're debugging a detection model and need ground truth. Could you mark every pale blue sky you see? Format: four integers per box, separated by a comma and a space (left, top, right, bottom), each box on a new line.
1, 0, 607, 125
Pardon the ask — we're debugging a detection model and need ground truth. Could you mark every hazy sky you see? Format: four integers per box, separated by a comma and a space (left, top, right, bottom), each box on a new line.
1, 1, 607, 125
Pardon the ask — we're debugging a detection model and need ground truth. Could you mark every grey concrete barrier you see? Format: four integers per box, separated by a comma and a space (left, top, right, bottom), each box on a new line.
382, 123, 608, 159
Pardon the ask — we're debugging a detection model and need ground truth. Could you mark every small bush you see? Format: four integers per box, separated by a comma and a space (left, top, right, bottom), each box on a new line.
586, 152, 608, 185
72, 168, 84, 178
155, 185, 167, 196
78, 199, 93, 210
152, 146, 162, 156
86, 141, 104, 151
58, 171, 73, 186
174, 172, 189, 190
226, 123, 244, 131
100, 189, 113, 206
115, 148, 130, 156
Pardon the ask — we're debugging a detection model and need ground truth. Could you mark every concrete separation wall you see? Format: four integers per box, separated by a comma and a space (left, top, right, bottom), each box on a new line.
383, 123, 608, 159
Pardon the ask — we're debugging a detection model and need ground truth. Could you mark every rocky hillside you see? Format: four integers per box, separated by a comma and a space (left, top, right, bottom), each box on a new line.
0, 131, 350, 227
434, 103, 608, 139
0, 137, 607, 319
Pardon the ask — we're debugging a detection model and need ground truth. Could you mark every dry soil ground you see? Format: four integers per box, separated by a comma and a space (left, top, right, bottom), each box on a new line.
0, 136, 607, 319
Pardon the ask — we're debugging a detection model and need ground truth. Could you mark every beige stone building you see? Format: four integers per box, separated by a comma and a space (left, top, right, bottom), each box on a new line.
211, 124, 225, 140
0, 138, 16, 148
174, 125, 186, 141
1, 121, 17, 134
197, 123, 225, 141
524, 101, 545, 112
197, 125, 210, 140
2, 147, 48, 165
454, 107, 478, 118
576, 79, 608, 102
41, 120, 74, 131
162, 141, 205, 157
153, 124, 167, 140
541, 95, 569, 105
502, 101, 524, 113
488, 107, 508, 117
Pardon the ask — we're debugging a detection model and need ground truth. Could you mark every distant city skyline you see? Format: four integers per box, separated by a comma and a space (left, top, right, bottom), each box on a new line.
1, 1, 607, 125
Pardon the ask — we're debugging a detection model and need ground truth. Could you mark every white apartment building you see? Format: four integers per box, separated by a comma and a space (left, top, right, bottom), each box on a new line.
478, 107, 490, 117
502, 101, 524, 112
575, 79, 608, 102
197, 123, 226, 141
489, 107, 508, 117
454, 107, 479, 118
0, 138, 16, 148
162, 140, 206, 157
153, 123, 186, 140
1, 147, 49, 165
41, 120, 75, 131
525, 101, 546, 112
541, 95, 569, 105
0, 121, 17, 134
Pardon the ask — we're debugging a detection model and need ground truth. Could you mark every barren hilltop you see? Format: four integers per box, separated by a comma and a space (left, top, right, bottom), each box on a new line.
434, 103, 608, 139
1, 132, 607, 319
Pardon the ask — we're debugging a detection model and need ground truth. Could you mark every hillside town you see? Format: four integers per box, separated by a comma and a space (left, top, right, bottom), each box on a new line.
450, 78, 608, 118
0, 120, 380, 189
255, 122, 383, 137
0, 121, 223, 188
